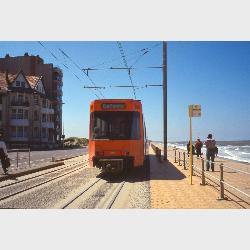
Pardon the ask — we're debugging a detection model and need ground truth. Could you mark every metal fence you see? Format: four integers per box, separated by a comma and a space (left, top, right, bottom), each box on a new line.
173, 147, 250, 203
4, 148, 84, 172
7, 148, 31, 169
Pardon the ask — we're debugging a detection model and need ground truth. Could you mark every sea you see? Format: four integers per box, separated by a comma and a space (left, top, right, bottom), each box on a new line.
155, 140, 250, 164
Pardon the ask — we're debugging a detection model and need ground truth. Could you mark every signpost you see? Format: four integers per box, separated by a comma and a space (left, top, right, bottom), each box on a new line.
188, 104, 201, 184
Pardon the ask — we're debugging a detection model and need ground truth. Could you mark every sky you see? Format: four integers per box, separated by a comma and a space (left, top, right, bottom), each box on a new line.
0, 41, 249, 142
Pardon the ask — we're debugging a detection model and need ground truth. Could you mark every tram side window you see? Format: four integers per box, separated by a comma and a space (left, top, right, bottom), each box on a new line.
90, 111, 140, 140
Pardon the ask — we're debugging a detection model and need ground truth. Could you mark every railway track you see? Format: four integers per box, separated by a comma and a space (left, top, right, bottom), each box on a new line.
0, 158, 89, 189
60, 177, 126, 209
0, 160, 89, 204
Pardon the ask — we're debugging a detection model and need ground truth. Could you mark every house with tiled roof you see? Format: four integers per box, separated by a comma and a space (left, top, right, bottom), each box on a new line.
0, 70, 56, 148
0, 53, 63, 148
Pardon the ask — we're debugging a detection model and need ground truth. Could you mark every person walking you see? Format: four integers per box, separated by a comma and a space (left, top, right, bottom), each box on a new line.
0, 134, 9, 174
187, 140, 195, 156
195, 138, 203, 158
205, 134, 216, 171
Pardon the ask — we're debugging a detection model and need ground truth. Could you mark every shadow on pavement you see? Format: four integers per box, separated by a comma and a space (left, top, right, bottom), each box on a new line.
97, 153, 186, 183
149, 155, 186, 181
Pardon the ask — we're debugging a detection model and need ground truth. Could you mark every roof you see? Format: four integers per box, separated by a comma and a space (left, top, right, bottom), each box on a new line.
0, 71, 42, 91
26, 75, 42, 88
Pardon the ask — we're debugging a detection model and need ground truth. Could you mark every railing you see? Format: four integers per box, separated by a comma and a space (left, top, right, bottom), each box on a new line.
173, 146, 250, 203
7, 148, 31, 168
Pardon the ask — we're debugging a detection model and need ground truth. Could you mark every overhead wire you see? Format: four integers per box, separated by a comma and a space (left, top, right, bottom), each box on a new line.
88, 42, 160, 68
116, 41, 137, 99
58, 48, 105, 98
37, 41, 100, 99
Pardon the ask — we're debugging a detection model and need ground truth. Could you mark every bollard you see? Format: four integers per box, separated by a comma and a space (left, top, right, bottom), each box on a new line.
174, 147, 177, 163
178, 151, 181, 166
157, 148, 162, 162
16, 151, 19, 168
28, 148, 31, 167
218, 163, 225, 200
200, 158, 206, 185
183, 152, 186, 170
52, 157, 55, 162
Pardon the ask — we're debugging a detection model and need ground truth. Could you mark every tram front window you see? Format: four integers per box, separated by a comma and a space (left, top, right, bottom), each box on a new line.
90, 111, 140, 140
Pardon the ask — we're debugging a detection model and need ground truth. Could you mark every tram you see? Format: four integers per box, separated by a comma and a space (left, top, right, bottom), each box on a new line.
89, 99, 146, 173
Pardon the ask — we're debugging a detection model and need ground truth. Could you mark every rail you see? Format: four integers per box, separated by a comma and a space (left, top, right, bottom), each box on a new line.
173, 146, 250, 202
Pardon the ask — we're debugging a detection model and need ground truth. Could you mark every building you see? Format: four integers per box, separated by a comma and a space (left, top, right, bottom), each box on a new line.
0, 53, 63, 148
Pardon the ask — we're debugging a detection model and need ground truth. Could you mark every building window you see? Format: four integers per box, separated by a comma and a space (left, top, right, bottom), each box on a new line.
34, 95, 39, 105
11, 127, 16, 137
50, 114, 54, 122
34, 111, 38, 121
42, 128, 47, 138
24, 110, 28, 119
42, 114, 46, 122
42, 99, 46, 108
0, 111, 2, 121
11, 95, 15, 103
11, 126, 28, 138
11, 109, 16, 119
17, 94, 23, 103
24, 127, 28, 137
17, 109, 23, 119
0, 95, 2, 104
11, 109, 28, 119
21, 82, 25, 88
33, 127, 40, 138
16, 81, 20, 87
17, 127, 23, 137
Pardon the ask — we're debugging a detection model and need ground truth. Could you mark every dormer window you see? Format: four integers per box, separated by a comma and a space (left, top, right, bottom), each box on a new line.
16, 81, 20, 87
21, 82, 25, 88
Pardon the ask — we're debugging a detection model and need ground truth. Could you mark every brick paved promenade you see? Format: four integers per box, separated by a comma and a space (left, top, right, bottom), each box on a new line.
149, 147, 248, 208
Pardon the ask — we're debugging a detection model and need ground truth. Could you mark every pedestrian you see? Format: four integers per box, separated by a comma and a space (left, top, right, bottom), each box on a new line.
205, 133, 216, 171
0, 133, 9, 174
187, 140, 195, 156
195, 138, 203, 158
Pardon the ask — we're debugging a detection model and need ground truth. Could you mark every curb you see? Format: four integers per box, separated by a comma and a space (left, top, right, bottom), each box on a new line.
0, 161, 65, 182
54, 154, 84, 162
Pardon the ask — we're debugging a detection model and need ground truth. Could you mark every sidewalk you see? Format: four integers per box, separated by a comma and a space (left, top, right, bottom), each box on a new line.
149, 147, 245, 208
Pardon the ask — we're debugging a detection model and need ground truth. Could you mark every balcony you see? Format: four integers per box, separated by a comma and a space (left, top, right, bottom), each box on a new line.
10, 119, 29, 126
11, 101, 30, 107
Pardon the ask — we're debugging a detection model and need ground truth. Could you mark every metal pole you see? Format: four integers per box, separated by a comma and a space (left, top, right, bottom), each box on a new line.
17, 151, 19, 168
29, 148, 31, 167
174, 147, 177, 163
163, 41, 167, 160
183, 152, 186, 170
201, 158, 205, 185
189, 116, 193, 184
178, 151, 181, 166
218, 163, 225, 200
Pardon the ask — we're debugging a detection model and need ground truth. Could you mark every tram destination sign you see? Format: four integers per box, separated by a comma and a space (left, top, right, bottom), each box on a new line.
102, 103, 126, 109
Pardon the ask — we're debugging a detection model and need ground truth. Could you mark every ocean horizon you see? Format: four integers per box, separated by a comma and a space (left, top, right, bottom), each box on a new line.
151, 140, 250, 164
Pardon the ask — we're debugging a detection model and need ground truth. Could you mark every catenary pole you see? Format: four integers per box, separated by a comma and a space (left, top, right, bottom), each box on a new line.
163, 41, 167, 160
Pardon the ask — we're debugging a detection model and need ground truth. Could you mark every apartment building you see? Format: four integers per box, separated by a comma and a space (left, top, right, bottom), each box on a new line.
0, 70, 56, 149
0, 53, 63, 147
